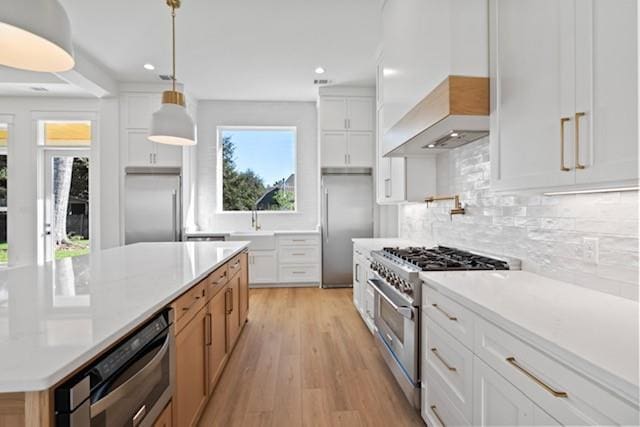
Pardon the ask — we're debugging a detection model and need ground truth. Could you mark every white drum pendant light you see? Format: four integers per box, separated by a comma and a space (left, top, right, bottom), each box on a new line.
149, 0, 196, 146
0, 0, 75, 72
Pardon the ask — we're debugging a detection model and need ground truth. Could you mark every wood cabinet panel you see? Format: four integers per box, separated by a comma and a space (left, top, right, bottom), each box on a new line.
225, 276, 241, 352
172, 281, 206, 335
153, 401, 172, 427
238, 253, 249, 325
206, 286, 228, 394
174, 306, 207, 427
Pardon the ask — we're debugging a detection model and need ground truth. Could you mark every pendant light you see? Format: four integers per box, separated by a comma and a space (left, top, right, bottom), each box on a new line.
0, 0, 75, 72
149, 0, 196, 146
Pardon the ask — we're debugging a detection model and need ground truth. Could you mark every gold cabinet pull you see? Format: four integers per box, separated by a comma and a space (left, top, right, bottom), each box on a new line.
506, 357, 568, 398
432, 303, 457, 321
205, 313, 212, 346
560, 117, 571, 171
575, 112, 586, 170
431, 348, 457, 372
430, 405, 446, 427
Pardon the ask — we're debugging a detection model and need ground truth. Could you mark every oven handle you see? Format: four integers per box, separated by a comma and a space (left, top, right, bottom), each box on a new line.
90, 332, 172, 418
368, 278, 414, 320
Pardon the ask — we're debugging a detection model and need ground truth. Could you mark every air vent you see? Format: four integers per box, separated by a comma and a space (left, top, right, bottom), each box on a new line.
158, 74, 173, 81
30, 86, 49, 92
314, 79, 331, 85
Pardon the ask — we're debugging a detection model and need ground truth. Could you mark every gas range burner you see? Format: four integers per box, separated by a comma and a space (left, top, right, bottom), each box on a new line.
382, 246, 511, 271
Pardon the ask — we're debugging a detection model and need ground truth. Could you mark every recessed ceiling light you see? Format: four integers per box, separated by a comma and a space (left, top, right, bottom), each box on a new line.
450, 132, 459, 137
427, 144, 436, 148
315, 67, 325, 74
144, 63, 155, 71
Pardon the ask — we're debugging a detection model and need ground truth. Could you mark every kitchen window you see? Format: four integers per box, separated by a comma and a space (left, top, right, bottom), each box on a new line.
218, 127, 296, 212
0, 123, 7, 264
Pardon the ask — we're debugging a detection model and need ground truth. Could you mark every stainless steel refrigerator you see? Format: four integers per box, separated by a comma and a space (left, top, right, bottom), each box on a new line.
124, 167, 182, 244
321, 168, 373, 288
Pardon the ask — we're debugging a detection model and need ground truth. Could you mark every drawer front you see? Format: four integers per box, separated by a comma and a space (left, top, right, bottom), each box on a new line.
279, 264, 320, 283
173, 281, 206, 334
423, 285, 476, 350
279, 245, 319, 264
424, 315, 474, 421
279, 234, 320, 246
227, 253, 243, 278
422, 373, 471, 427
207, 265, 229, 299
475, 317, 639, 426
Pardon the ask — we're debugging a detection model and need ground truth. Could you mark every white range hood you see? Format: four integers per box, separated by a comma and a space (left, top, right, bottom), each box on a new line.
383, 76, 490, 157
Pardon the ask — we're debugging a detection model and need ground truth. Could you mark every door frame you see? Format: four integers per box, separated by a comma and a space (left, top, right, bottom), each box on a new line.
35, 112, 99, 264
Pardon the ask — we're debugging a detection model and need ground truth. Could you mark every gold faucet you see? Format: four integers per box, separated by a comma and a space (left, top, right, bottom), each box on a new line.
251, 207, 262, 230
424, 195, 465, 216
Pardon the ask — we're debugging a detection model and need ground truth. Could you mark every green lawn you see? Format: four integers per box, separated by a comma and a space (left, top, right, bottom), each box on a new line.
0, 239, 90, 263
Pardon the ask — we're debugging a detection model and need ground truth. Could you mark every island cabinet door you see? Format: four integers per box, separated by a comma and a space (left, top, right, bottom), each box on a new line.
225, 275, 241, 351
175, 306, 207, 427
206, 288, 228, 394
238, 252, 249, 325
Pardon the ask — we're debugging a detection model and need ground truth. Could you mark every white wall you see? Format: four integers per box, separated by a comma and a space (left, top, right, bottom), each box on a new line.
397, 138, 639, 300
0, 96, 120, 266
195, 100, 318, 231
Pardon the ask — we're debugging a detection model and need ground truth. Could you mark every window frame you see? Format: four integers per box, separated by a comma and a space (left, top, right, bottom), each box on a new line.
0, 116, 12, 266
216, 125, 299, 214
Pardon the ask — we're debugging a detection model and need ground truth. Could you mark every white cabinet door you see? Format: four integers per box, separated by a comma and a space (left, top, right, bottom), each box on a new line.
347, 132, 374, 167
321, 131, 348, 167
347, 98, 374, 131
320, 97, 348, 131
352, 252, 362, 310
154, 142, 182, 167
574, 0, 638, 184
490, 0, 577, 191
249, 251, 277, 284
126, 131, 153, 165
473, 356, 560, 427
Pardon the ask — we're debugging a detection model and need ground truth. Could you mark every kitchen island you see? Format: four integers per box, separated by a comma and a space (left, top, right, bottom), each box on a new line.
0, 241, 250, 426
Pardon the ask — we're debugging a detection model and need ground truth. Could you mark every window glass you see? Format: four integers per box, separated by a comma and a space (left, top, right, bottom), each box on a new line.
43, 121, 91, 146
0, 124, 7, 263
221, 128, 296, 211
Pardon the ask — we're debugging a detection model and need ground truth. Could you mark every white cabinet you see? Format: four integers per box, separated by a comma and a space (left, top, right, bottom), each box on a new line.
248, 251, 277, 284
319, 91, 375, 168
490, 0, 638, 191
121, 92, 182, 167
320, 97, 374, 132
473, 356, 560, 427
277, 233, 321, 284
352, 244, 375, 333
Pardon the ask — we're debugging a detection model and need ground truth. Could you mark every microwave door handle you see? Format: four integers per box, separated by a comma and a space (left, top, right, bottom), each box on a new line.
367, 278, 413, 319
90, 332, 172, 417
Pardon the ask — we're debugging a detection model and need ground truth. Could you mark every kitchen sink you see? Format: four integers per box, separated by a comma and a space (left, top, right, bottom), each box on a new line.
227, 231, 276, 250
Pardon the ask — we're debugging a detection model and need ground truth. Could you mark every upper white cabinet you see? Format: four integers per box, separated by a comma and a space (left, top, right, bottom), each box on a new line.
381, 0, 488, 135
490, 0, 638, 191
319, 88, 375, 168
320, 96, 374, 132
121, 92, 183, 167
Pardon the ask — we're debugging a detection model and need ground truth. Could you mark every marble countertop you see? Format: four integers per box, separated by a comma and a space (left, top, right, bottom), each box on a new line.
0, 241, 248, 392
185, 229, 320, 237
352, 237, 430, 252
420, 270, 639, 401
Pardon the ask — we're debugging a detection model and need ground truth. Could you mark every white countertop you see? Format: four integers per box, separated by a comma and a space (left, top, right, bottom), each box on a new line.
185, 229, 320, 237
352, 238, 430, 252
0, 241, 248, 392
420, 270, 639, 401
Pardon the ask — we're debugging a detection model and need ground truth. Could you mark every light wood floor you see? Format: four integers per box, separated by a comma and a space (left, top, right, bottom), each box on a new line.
198, 287, 424, 427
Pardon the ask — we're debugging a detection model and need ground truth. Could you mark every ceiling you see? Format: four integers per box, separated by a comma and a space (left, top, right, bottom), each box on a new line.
58, 0, 381, 101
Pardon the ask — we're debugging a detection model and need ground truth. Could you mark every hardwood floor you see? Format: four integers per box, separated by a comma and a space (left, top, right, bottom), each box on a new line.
197, 287, 424, 427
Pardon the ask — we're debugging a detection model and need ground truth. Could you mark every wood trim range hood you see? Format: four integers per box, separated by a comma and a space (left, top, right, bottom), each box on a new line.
384, 76, 489, 157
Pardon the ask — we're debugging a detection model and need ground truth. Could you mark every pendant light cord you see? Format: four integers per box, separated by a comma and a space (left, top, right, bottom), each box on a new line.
171, 5, 176, 92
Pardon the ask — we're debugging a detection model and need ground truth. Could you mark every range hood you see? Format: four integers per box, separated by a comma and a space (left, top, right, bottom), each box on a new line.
383, 76, 489, 157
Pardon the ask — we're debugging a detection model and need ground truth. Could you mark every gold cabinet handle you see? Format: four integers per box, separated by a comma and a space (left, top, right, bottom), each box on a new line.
431, 348, 457, 372
560, 117, 571, 171
506, 357, 568, 398
430, 405, 446, 427
205, 313, 212, 346
575, 112, 586, 170
432, 303, 457, 321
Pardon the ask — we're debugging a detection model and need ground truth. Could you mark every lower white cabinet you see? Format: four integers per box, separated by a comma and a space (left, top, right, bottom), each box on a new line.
473, 356, 560, 427
248, 251, 277, 284
352, 244, 375, 333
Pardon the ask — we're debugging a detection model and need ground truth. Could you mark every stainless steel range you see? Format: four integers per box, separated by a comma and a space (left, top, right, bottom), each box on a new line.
367, 246, 521, 409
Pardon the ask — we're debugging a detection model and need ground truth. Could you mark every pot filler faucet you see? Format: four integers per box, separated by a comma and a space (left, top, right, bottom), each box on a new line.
251, 206, 262, 231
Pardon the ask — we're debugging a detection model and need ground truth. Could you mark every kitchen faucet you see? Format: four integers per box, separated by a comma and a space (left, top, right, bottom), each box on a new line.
251, 206, 262, 231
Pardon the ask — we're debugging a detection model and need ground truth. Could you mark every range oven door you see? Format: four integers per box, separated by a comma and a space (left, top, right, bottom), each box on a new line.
368, 277, 419, 384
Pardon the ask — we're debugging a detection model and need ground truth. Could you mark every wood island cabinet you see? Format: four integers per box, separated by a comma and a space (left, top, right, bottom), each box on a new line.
225, 273, 241, 351
205, 286, 228, 393
153, 402, 173, 427
238, 252, 249, 325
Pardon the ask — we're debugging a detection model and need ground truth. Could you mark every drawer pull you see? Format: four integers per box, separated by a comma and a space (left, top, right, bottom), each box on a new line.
181, 295, 201, 311
430, 405, 446, 427
231, 261, 241, 269
506, 357, 568, 398
292, 271, 306, 275
292, 253, 306, 256
431, 348, 457, 372
432, 303, 457, 321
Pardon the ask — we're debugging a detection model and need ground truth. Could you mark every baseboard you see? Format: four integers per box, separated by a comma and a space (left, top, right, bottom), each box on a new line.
249, 282, 319, 289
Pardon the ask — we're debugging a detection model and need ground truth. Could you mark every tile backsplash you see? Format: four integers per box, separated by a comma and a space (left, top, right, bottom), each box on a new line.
399, 138, 639, 300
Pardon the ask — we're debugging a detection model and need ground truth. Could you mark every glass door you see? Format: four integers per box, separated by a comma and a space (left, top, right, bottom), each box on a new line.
44, 150, 90, 262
